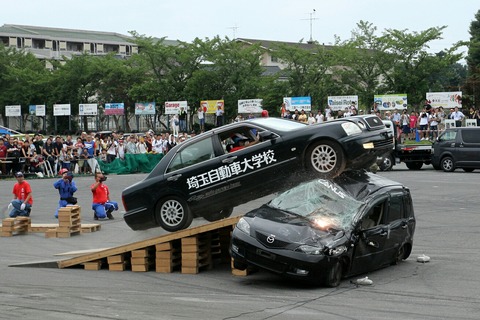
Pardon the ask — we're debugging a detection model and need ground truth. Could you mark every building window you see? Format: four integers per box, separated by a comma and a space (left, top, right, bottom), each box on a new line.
59, 41, 67, 51
24, 38, 32, 48
9, 37, 17, 47
97, 44, 104, 53
45, 40, 52, 49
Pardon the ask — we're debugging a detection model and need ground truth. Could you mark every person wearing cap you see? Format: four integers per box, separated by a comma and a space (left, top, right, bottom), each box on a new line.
9, 172, 33, 217
91, 172, 118, 220
53, 169, 78, 218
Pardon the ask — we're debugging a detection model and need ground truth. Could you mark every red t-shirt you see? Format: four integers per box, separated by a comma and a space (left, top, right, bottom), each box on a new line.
13, 181, 33, 205
91, 183, 109, 204
229, 145, 246, 153
0, 145, 7, 158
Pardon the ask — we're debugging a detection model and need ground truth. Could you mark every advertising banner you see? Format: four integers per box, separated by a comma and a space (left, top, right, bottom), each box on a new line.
374, 94, 407, 110
238, 99, 263, 113
200, 100, 224, 114
283, 96, 311, 112
79, 103, 98, 116
29, 105, 36, 115
53, 104, 71, 116
135, 102, 156, 115
35, 105, 46, 116
5, 105, 21, 117
165, 101, 187, 115
327, 95, 358, 111
104, 103, 124, 115
426, 91, 462, 109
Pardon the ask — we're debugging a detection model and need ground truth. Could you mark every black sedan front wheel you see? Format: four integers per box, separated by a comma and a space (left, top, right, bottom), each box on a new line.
306, 140, 346, 179
156, 197, 193, 232
324, 261, 343, 287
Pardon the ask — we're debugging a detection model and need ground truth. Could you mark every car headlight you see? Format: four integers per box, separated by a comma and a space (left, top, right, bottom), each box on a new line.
363, 142, 375, 149
325, 245, 347, 256
236, 218, 250, 234
296, 245, 323, 255
341, 122, 362, 136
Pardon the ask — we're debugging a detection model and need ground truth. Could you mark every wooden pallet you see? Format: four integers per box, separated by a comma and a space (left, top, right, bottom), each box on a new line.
50, 206, 82, 238
58, 216, 242, 274
1, 217, 31, 237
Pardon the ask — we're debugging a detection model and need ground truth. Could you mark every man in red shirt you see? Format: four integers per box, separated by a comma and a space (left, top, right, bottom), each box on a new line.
9, 171, 33, 217
91, 172, 118, 220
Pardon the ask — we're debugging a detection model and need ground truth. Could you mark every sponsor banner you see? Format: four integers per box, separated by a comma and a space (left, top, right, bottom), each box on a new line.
29, 105, 46, 116
283, 96, 311, 112
35, 105, 46, 116
426, 91, 462, 109
238, 99, 263, 113
53, 104, 71, 116
374, 94, 407, 110
201, 100, 224, 114
79, 103, 98, 116
135, 102, 156, 115
327, 95, 358, 111
165, 101, 187, 115
5, 105, 21, 117
104, 103, 124, 115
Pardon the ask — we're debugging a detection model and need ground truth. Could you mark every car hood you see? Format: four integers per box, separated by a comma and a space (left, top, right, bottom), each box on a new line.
244, 205, 347, 249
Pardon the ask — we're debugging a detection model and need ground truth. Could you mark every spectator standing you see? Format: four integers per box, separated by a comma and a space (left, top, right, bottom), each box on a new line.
53, 169, 77, 218
179, 107, 187, 132
106, 138, 118, 163
9, 172, 33, 217
136, 137, 148, 154
315, 110, 324, 123
117, 140, 126, 160
450, 106, 465, 127
215, 105, 224, 127
126, 136, 138, 154
307, 112, 316, 125
409, 111, 418, 140
91, 172, 118, 220
0, 138, 8, 175
171, 114, 180, 137
197, 107, 205, 132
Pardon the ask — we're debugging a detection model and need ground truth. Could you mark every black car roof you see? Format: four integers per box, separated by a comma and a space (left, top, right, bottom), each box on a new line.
332, 170, 404, 200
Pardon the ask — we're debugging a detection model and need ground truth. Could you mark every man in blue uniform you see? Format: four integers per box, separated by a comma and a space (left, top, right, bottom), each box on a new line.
53, 168, 78, 218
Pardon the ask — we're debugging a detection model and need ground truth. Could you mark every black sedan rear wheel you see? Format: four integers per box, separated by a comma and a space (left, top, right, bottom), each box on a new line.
203, 207, 234, 222
156, 196, 193, 232
306, 140, 346, 179
324, 261, 343, 287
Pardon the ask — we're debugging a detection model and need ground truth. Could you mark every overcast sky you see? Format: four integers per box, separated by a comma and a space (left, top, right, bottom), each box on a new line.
2, 1, 478, 54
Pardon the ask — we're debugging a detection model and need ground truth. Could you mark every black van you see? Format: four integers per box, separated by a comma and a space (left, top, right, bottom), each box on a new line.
431, 127, 480, 172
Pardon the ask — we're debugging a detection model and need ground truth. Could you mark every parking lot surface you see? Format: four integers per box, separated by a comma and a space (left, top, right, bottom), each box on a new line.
1, 165, 479, 319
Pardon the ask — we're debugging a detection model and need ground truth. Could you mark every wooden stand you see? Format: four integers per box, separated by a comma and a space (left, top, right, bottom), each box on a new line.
1, 217, 31, 237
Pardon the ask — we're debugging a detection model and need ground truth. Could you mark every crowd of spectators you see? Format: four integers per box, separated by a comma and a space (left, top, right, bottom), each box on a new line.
0, 129, 196, 177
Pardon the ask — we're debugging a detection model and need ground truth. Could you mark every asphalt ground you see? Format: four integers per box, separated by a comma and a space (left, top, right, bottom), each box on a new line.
0, 164, 479, 320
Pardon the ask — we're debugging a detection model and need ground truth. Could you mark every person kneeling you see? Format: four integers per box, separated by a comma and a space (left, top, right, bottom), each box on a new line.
9, 172, 33, 217
91, 172, 118, 220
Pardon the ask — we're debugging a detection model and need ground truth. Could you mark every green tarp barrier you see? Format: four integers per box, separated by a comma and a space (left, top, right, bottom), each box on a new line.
98, 153, 163, 174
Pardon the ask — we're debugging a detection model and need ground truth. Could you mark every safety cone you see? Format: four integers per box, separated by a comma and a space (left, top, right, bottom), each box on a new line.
415, 129, 420, 142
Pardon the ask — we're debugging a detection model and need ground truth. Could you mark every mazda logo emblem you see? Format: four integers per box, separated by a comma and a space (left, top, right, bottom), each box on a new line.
266, 234, 275, 243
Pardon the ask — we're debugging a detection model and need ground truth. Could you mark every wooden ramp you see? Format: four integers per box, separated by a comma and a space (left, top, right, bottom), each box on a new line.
58, 216, 242, 275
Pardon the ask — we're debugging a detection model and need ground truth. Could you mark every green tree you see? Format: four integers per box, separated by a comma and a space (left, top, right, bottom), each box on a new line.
465, 9, 480, 108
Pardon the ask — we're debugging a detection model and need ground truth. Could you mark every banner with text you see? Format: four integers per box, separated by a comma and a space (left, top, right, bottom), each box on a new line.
201, 100, 225, 114
79, 103, 98, 116
5, 105, 21, 117
426, 91, 462, 109
104, 103, 124, 115
165, 101, 187, 115
135, 102, 156, 115
374, 94, 407, 110
35, 105, 46, 116
283, 96, 311, 112
327, 95, 358, 111
238, 99, 263, 113
53, 104, 71, 116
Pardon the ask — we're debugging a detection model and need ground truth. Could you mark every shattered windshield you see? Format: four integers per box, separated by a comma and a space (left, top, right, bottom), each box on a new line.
268, 179, 363, 230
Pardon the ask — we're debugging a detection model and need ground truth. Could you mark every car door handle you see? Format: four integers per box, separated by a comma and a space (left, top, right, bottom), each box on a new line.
222, 156, 237, 164
380, 231, 388, 237
167, 174, 182, 181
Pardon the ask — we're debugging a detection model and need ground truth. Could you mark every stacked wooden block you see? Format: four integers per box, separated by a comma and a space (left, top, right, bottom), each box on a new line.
131, 248, 154, 272
1, 217, 31, 237
155, 240, 182, 273
46, 205, 82, 238
108, 254, 129, 271
181, 233, 214, 274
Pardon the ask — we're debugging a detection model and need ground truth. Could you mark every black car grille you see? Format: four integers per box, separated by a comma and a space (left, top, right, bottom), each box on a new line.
373, 138, 393, 149
255, 231, 290, 249
245, 247, 287, 273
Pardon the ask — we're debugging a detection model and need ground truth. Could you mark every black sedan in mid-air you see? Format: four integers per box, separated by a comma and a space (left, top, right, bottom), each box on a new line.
122, 116, 393, 232
230, 171, 416, 287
